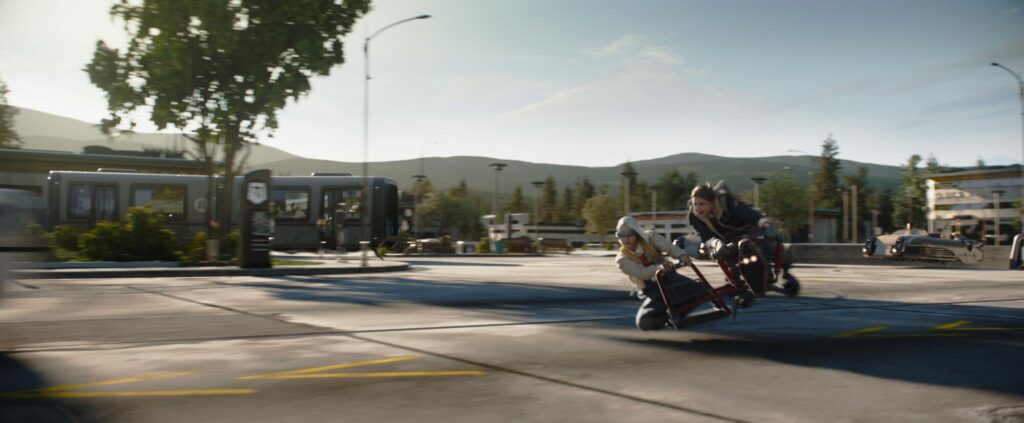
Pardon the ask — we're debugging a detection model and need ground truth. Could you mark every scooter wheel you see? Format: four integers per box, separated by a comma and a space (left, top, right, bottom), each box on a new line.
735, 290, 755, 308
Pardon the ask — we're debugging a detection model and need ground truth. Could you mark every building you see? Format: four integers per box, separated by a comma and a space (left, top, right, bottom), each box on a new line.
927, 165, 1022, 245
0, 147, 210, 194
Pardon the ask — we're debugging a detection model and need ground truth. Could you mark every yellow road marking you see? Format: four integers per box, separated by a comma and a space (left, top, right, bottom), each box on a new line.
241, 355, 485, 380
8, 389, 255, 398
931, 320, 1023, 331
0, 371, 195, 396
241, 356, 418, 380
833, 326, 887, 337
265, 371, 486, 379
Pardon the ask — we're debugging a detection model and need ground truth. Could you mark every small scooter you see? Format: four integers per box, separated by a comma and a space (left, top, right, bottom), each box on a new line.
693, 235, 800, 298
652, 260, 756, 330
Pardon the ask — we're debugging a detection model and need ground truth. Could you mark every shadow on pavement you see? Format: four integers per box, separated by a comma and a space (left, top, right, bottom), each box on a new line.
0, 354, 82, 422
614, 297, 1024, 396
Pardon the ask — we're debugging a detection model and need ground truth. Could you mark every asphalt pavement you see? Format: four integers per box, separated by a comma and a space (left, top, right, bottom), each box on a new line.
1, 255, 1022, 422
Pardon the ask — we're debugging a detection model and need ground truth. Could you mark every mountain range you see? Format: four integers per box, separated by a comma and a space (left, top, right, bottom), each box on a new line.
11, 106, 903, 194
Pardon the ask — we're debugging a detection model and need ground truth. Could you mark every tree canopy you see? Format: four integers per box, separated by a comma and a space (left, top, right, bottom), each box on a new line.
812, 134, 842, 209
0, 76, 21, 148
86, 0, 370, 239
582, 194, 619, 241
891, 154, 927, 229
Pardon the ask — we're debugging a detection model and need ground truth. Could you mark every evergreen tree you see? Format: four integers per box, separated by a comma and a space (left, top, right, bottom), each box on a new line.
891, 154, 927, 229
925, 154, 948, 175
450, 179, 469, 197
654, 169, 697, 210
503, 186, 529, 214
812, 134, 842, 209
540, 176, 558, 223
561, 186, 575, 224
0, 76, 21, 148
572, 178, 596, 223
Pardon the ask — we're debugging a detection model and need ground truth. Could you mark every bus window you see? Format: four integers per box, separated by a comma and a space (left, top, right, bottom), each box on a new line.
68, 184, 92, 220
131, 185, 186, 221
271, 188, 310, 221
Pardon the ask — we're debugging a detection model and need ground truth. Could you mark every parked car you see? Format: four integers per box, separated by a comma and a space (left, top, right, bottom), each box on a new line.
863, 228, 983, 264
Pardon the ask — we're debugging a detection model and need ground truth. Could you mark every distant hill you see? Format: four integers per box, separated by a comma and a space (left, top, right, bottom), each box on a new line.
264, 154, 903, 195
12, 106, 903, 196
12, 107, 301, 167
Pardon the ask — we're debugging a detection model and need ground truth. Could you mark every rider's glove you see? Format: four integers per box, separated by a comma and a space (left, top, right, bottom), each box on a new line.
706, 238, 726, 259
676, 254, 692, 267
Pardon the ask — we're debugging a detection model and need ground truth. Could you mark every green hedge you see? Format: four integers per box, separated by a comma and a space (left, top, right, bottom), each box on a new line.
79, 207, 179, 261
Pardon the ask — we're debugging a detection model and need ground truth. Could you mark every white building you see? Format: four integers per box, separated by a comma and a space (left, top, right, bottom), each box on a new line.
927, 165, 1023, 245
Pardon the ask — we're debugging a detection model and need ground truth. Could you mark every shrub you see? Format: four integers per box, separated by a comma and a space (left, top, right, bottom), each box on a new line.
476, 237, 492, 254
183, 231, 209, 264
223, 231, 239, 260
78, 207, 180, 261
49, 225, 81, 252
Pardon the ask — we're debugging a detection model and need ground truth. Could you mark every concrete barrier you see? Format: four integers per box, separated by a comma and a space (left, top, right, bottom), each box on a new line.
787, 243, 1013, 270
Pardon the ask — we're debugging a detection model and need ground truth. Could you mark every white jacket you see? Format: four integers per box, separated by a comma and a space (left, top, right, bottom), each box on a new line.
614, 230, 688, 291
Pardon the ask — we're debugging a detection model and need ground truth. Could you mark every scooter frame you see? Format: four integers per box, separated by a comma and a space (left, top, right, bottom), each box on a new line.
715, 236, 785, 297
653, 261, 754, 330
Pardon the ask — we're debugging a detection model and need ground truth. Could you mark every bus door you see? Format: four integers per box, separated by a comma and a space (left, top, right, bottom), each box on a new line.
321, 188, 362, 250
94, 185, 117, 222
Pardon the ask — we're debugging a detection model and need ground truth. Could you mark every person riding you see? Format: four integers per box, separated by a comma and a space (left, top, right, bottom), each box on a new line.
614, 216, 707, 331
687, 181, 799, 293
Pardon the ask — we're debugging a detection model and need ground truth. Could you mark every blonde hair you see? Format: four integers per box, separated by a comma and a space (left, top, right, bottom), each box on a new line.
620, 237, 661, 263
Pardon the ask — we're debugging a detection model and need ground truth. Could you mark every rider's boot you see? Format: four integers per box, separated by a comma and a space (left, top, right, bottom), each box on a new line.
676, 307, 731, 328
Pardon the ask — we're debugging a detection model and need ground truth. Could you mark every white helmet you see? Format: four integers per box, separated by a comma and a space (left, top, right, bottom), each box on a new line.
615, 216, 647, 241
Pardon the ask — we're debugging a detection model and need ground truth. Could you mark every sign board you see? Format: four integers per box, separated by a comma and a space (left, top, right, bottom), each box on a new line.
247, 182, 268, 205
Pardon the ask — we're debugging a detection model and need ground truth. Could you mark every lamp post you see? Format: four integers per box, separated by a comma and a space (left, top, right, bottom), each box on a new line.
531, 181, 544, 245
839, 188, 849, 242
489, 163, 507, 222
621, 168, 638, 216
993, 189, 1005, 246
361, 14, 431, 267
750, 177, 767, 210
851, 184, 858, 242
788, 149, 816, 242
411, 174, 426, 241
991, 63, 1024, 228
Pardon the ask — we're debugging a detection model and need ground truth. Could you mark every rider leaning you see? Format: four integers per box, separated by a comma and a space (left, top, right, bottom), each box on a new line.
687, 181, 797, 289
614, 216, 705, 331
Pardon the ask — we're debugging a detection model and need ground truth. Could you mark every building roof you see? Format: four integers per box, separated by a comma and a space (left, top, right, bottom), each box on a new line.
928, 164, 1023, 182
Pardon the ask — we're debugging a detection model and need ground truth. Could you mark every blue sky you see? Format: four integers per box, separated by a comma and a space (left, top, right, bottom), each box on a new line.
1, 0, 1022, 167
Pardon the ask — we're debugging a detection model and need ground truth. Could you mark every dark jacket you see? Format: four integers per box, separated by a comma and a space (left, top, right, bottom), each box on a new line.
688, 193, 765, 244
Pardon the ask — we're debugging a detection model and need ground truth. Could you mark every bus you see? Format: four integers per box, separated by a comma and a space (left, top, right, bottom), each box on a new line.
44, 171, 400, 250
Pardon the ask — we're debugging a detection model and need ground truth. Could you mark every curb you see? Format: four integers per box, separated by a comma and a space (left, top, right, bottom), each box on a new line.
12, 263, 411, 279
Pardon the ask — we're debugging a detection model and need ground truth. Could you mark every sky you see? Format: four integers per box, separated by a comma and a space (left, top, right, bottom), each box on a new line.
1, 0, 1023, 168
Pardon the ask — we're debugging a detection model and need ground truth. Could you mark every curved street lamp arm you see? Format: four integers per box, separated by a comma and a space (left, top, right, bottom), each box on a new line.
992, 62, 1023, 86
367, 15, 431, 45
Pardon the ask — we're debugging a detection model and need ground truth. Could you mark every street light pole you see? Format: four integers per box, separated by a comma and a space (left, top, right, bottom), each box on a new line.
750, 177, 766, 210
489, 163, 507, 222
991, 63, 1024, 229
362, 14, 431, 267
621, 168, 638, 216
531, 181, 544, 247
411, 174, 426, 241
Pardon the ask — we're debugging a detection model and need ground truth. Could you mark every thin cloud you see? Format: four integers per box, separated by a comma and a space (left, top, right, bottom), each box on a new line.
583, 34, 683, 65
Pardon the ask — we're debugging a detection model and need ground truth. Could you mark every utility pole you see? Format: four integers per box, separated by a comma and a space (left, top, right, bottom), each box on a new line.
621, 168, 637, 216
841, 189, 849, 242
851, 184, 858, 242
489, 163, 507, 220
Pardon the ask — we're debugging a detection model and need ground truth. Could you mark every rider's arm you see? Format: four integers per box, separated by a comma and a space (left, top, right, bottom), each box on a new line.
726, 195, 770, 228
615, 254, 659, 281
649, 233, 689, 262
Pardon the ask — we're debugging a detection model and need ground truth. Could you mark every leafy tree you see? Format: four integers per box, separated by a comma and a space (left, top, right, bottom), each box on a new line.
540, 176, 558, 223
572, 178, 595, 223
581, 194, 619, 242
450, 179, 470, 198
654, 169, 697, 210
86, 0, 370, 244
418, 191, 485, 240
759, 171, 808, 239
892, 154, 927, 229
0, 76, 21, 148
812, 134, 842, 209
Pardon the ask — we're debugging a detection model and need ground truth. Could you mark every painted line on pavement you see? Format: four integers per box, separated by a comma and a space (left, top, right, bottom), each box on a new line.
241, 355, 484, 380
0, 371, 194, 396
7, 389, 255, 398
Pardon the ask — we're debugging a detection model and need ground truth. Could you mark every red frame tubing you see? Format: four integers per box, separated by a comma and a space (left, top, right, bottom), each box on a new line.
773, 238, 784, 283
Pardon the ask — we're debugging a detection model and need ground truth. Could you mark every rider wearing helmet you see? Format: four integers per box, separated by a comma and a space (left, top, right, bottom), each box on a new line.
614, 216, 706, 331
687, 181, 798, 291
